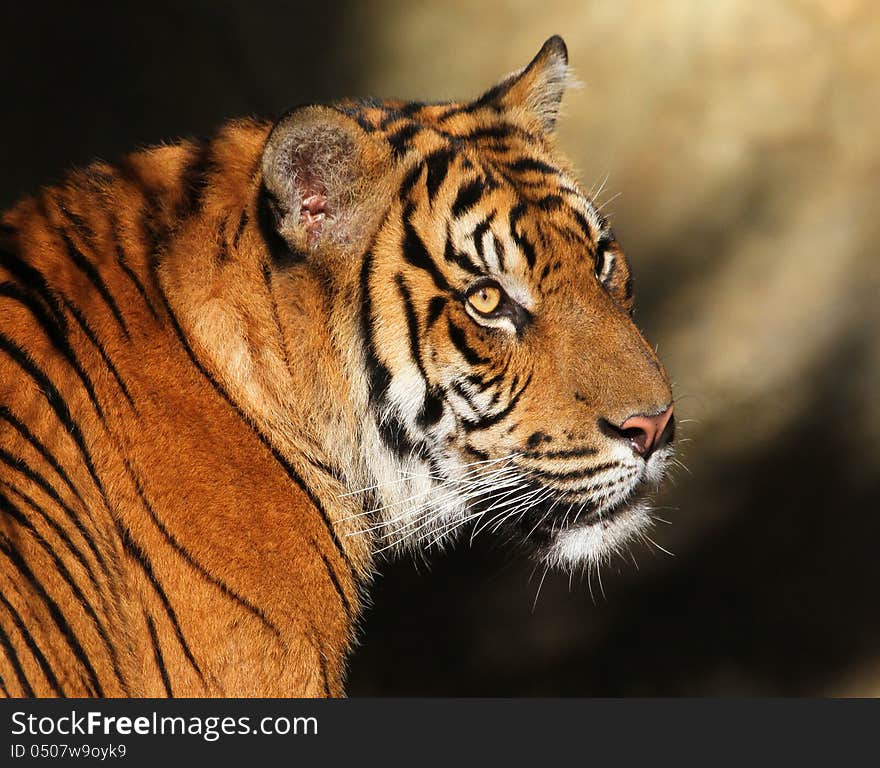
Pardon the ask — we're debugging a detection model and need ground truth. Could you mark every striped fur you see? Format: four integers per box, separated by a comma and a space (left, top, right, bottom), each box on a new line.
0, 37, 673, 698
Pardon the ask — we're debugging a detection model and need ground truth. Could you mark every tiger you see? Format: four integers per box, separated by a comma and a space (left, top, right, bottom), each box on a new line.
0, 35, 674, 698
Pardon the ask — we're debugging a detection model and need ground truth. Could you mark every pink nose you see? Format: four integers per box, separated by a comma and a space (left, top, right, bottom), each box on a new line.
618, 406, 675, 458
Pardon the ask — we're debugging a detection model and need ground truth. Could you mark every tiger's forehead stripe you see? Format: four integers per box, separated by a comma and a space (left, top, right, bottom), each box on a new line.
356, 97, 608, 286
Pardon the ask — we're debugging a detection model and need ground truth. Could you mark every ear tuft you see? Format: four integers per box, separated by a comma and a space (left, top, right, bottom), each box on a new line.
480, 35, 571, 133
261, 106, 392, 259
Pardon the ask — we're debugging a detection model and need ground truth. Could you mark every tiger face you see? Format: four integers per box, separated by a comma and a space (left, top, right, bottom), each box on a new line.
260, 36, 674, 571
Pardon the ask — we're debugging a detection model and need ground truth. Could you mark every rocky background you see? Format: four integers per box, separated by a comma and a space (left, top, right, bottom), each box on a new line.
2, 1, 878, 695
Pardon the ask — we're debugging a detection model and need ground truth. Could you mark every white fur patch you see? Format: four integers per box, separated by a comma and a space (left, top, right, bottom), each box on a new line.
544, 501, 653, 570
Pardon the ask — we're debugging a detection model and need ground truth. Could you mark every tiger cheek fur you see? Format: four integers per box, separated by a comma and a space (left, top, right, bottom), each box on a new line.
0, 36, 673, 698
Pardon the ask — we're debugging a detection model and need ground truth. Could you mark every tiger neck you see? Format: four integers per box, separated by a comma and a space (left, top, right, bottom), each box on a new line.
157, 161, 378, 577
156, 125, 464, 570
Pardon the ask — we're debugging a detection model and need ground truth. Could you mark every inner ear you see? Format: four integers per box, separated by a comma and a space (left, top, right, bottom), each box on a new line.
261, 105, 392, 258
299, 187, 329, 245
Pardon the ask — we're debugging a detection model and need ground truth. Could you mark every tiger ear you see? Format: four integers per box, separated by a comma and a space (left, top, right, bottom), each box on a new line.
479, 35, 570, 133
260, 105, 392, 261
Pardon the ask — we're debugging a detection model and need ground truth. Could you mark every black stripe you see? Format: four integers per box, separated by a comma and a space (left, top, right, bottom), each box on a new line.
333, 104, 376, 133
508, 203, 526, 233
536, 194, 565, 212
420, 388, 445, 428
395, 274, 427, 380
386, 122, 420, 159
310, 628, 332, 697
451, 179, 484, 217
436, 90, 505, 121
426, 296, 447, 329
122, 457, 277, 646
523, 460, 622, 483
0, 248, 68, 336
493, 234, 507, 272
54, 200, 96, 250
465, 367, 507, 392
118, 523, 204, 681
522, 446, 599, 460
463, 372, 532, 432
145, 613, 174, 697
117, 170, 168, 264
509, 205, 538, 269
257, 184, 303, 267
398, 163, 424, 200
0, 536, 104, 696
0, 622, 34, 697
113, 236, 159, 319
377, 102, 422, 130
0, 590, 64, 696
450, 379, 482, 413
464, 444, 490, 462
425, 149, 453, 202
571, 209, 594, 243
261, 263, 293, 375
1, 481, 104, 604
177, 140, 214, 218
377, 414, 422, 459
0, 491, 129, 693
533, 218, 550, 251
317, 545, 351, 618
61, 297, 136, 410
0, 447, 112, 582
56, 224, 130, 339
506, 157, 559, 176
471, 214, 495, 267
446, 318, 489, 366
359, 250, 392, 404
550, 222, 587, 246
0, 333, 108, 503
443, 228, 481, 275
0, 281, 105, 420
402, 207, 450, 292
0, 403, 86, 506
232, 209, 249, 249
395, 275, 444, 429
155, 290, 358, 585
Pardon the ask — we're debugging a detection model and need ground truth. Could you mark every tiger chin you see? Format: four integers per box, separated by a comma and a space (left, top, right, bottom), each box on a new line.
0, 36, 674, 697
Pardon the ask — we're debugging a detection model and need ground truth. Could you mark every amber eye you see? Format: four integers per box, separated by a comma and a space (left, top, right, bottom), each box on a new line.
467, 283, 503, 315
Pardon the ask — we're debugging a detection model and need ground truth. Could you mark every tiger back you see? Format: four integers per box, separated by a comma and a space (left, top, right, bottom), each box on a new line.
0, 36, 674, 697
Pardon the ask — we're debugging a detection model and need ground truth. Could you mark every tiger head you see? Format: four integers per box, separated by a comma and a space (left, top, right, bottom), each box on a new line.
257, 36, 674, 570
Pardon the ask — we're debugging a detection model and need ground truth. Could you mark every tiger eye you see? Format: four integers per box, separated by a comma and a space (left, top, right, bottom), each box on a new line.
468, 285, 502, 315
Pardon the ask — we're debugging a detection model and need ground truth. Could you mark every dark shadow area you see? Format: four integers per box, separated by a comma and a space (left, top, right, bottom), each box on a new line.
0, 2, 358, 208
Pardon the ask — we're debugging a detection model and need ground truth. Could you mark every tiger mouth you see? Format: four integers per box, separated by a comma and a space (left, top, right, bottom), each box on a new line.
466, 473, 647, 550
512, 489, 641, 545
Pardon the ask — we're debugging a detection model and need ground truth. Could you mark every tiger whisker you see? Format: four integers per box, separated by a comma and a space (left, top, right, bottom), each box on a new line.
340, 462, 521, 525
337, 453, 519, 498
531, 565, 551, 613
352, 473, 520, 538
421, 480, 533, 548
381, 478, 525, 549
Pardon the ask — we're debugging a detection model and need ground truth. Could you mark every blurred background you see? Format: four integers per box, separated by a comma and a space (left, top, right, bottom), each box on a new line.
2, 1, 878, 695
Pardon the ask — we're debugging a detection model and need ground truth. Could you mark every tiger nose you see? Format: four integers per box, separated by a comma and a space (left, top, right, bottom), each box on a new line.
614, 405, 675, 459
